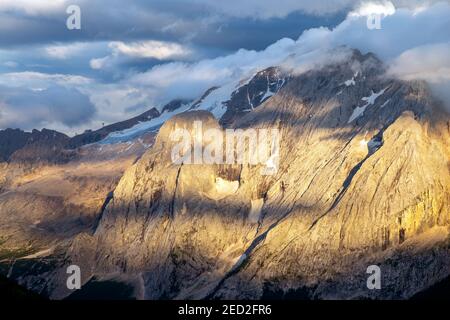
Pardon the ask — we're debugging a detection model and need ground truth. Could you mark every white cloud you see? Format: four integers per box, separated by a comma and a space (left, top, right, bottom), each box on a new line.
109, 40, 192, 60
88, 40, 194, 70
387, 42, 450, 109
124, 1, 450, 110
0, 70, 96, 133
387, 43, 450, 82
0, 70, 154, 135
93, 1, 450, 111
0, 72, 95, 133
2, 61, 18, 68
0, 0, 68, 15
349, 1, 397, 17
45, 43, 88, 60
90, 56, 109, 70
0, 72, 92, 88
126, 38, 299, 103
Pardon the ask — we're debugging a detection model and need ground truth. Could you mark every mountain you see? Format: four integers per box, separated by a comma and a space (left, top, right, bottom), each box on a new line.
0, 128, 69, 163
0, 129, 30, 162
96, 68, 286, 145
219, 67, 286, 126
67, 108, 160, 149
8, 129, 71, 164
0, 128, 74, 192
0, 49, 449, 300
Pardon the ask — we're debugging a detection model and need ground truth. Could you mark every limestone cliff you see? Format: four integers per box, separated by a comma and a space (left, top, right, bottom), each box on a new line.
56, 51, 450, 299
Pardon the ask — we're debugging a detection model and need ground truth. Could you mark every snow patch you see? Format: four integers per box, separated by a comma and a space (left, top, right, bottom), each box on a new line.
260, 75, 283, 102
348, 88, 387, 123
101, 103, 191, 144
380, 99, 391, 108
193, 81, 239, 118
361, 88, 387, 105
343, 71, 358, 87
260, 88, 274, 102
344, 78, 356, 86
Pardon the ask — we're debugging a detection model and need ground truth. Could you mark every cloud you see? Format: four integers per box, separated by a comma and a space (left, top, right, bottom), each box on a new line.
125, 38, 300, 104
328, 1, 450, 60
1, 1, 449, 134
0, 0, 345, 59
0, 85, 96, 133
0, 71, 96, 134
109, 41, 192, 60
0, 70, 158, 135
90, 56, 109, 70
2, 61, 18, 68
0, 72, 92, 87
349, 0, 397, 16
320, 1, 450, 109
88, 40, 194, 72
387, 43, 450, 82
188, 0, 446, 19
387, 42, 450, 109
0, 0, 444, 20
45, 43, 88, 60
123, 1, 450, 105
0, 0, 68, 15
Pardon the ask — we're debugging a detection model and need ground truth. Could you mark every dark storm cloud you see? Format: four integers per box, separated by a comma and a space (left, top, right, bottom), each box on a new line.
0, 0, 345, 51
0, 84, 96, 131
0, 0, 446, 50
194, 12, 346, 52
0, 0, 347, 84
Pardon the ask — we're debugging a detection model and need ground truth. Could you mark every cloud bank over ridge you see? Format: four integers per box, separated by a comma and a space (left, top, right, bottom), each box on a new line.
0, 1, 449, 134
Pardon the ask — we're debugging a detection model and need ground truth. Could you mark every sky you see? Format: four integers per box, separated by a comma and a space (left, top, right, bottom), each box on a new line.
0, 0, 449, 135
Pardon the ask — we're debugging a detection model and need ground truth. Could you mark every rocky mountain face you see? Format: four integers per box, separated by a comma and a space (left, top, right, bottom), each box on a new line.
67, 108, 160, 149
0, 129, 31, 162
0, 128, 69, 164
45, 51, 450, 299
185, 68, 286, 123
8, 129, 71, 164
0, 128, 149, 269
219, 67, 286, 126
1, 50, 449, 300
0, 128, 75, 192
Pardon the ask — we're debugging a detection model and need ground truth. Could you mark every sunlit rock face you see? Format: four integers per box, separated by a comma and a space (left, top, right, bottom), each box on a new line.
1, 50, 448, 300
57, 51, 450, 300
0, 132, 148, 254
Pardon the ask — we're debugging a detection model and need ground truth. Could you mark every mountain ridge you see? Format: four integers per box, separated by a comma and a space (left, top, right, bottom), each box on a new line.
0, 49, 449, 300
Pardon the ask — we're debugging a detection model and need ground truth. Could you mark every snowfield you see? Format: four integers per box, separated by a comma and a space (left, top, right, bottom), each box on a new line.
348, 87, 387, 123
